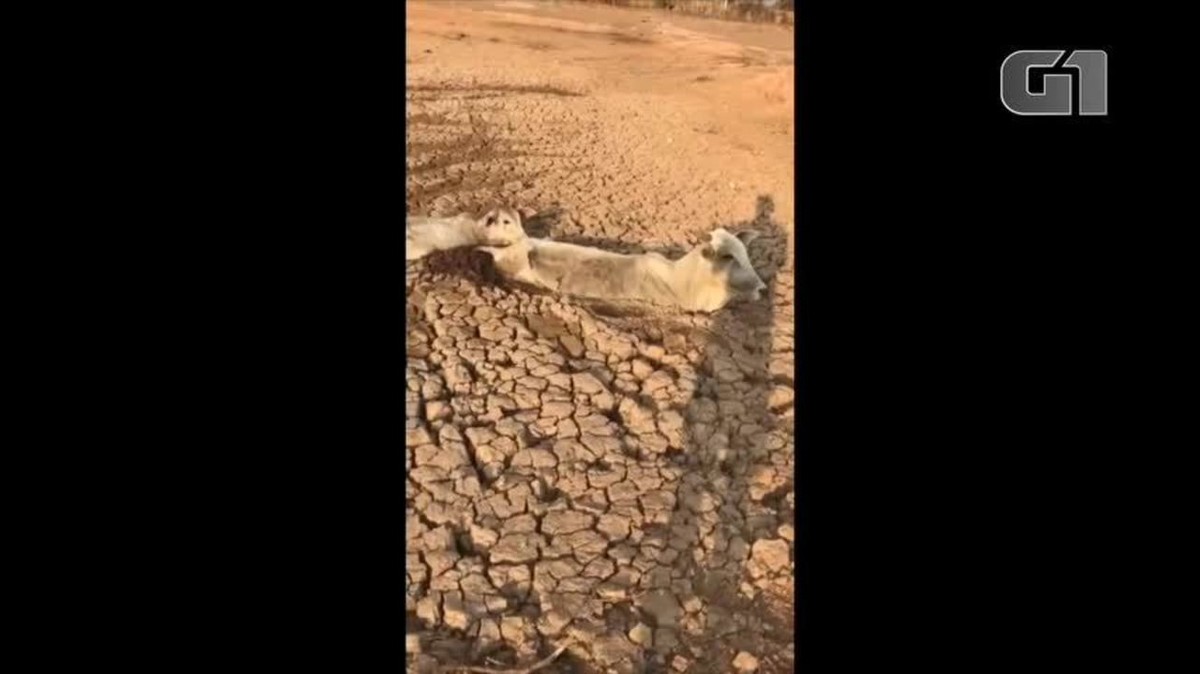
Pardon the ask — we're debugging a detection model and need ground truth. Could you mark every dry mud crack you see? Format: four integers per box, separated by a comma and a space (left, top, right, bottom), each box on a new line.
407, 3, 795, 672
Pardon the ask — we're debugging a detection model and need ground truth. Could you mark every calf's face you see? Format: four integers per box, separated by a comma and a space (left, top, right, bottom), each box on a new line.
475, 207, 528, 247
700, 228, 768, 303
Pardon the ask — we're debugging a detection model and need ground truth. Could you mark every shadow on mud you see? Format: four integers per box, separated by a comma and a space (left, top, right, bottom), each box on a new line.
668, 195, 794, 672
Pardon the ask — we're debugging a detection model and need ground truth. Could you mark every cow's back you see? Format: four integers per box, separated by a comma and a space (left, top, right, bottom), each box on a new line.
406, 215, 475, 260
556, 250, 677, 305
520, 240, 618, 291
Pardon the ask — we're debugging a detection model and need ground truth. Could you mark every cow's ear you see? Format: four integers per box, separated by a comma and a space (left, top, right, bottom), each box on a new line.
736, 229, 762, 245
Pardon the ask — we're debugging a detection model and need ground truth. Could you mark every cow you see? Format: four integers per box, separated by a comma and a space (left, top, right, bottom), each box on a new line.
405, 207, 529, 261
480, 227, 767, 313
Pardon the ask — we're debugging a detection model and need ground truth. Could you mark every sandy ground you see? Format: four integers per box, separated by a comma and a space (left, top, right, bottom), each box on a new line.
405, 2, 795, 672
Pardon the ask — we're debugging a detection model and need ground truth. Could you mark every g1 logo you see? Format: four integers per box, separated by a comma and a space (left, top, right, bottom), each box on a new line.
1000, 50, 1107, 116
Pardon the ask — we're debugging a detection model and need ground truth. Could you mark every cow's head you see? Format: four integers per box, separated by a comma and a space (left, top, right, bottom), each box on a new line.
697, 227, 768, 305
475, 206, 530, 247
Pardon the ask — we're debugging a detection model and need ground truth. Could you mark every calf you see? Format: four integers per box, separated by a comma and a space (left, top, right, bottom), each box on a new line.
405, 207, 528, 261
481, 227, 767, 313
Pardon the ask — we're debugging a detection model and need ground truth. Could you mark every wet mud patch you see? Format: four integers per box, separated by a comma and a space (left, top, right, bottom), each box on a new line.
490, 20, 655, 46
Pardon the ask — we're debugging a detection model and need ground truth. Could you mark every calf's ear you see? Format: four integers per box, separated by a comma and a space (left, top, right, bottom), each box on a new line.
735, 229, 762, 245
517, 206, 538, 220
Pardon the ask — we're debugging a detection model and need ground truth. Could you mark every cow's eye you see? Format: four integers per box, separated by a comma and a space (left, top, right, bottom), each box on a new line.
720, 253, 734, 262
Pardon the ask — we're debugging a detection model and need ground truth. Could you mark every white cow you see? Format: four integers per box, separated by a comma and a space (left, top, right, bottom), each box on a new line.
405, 207, 528, 261
480, 227, 767, 313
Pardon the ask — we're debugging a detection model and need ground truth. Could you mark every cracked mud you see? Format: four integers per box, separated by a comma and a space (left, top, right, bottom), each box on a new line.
406, 2, 795, 672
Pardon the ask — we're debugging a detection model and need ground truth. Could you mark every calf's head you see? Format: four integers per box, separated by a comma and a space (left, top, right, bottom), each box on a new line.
695, 227, 768, 306
474, 206, 530, 247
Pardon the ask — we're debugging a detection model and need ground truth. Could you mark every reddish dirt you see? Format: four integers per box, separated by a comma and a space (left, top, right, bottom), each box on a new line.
406, 2, 795, 672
